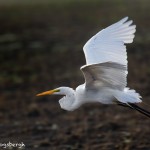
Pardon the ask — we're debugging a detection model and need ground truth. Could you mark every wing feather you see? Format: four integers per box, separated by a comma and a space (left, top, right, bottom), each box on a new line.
83, 17, 136, 65
81, 62, 127, 90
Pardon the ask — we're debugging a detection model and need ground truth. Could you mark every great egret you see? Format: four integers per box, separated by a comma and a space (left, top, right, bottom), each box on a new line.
37, 17, 150, 117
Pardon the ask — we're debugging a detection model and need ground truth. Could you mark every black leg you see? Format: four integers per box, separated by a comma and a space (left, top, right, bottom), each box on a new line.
117, 102, 150, 118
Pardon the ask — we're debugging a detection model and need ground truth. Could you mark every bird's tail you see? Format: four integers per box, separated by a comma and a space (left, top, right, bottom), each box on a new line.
114, 88, 150, 118
114, 88, 142, 103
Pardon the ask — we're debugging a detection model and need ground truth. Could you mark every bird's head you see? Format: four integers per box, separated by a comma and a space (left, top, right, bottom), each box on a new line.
36, 87, 75, 97
36, 87, 77, 111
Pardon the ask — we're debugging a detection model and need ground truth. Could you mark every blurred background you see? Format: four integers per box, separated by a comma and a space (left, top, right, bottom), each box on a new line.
0, 0, 150, 149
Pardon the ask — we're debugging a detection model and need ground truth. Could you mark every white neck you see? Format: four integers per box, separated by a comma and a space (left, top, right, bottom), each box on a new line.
58, 87, 77, 111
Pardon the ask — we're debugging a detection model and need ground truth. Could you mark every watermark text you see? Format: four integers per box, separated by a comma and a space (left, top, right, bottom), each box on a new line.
0, 141, 25, 149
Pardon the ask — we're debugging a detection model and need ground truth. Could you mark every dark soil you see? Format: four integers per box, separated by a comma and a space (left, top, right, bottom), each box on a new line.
0, 1, 150, 149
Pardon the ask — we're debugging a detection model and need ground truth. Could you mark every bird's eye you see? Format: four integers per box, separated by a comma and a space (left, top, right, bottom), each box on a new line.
55, 89, 60, 92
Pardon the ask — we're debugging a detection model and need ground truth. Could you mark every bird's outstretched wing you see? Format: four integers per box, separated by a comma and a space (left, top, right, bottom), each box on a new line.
83, 17, 136, 66
81, 62, 127, 90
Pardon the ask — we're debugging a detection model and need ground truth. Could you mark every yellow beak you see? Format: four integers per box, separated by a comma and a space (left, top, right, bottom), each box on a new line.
36, 89, 59, 96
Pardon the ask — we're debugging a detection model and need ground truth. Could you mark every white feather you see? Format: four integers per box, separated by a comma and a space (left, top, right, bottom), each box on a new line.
83, 17, 136, 65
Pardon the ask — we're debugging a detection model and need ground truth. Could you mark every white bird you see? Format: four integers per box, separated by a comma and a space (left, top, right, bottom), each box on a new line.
37, 17, 150, 117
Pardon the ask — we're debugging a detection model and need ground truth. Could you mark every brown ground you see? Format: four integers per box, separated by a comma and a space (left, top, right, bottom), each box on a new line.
0, 0, 150, 149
